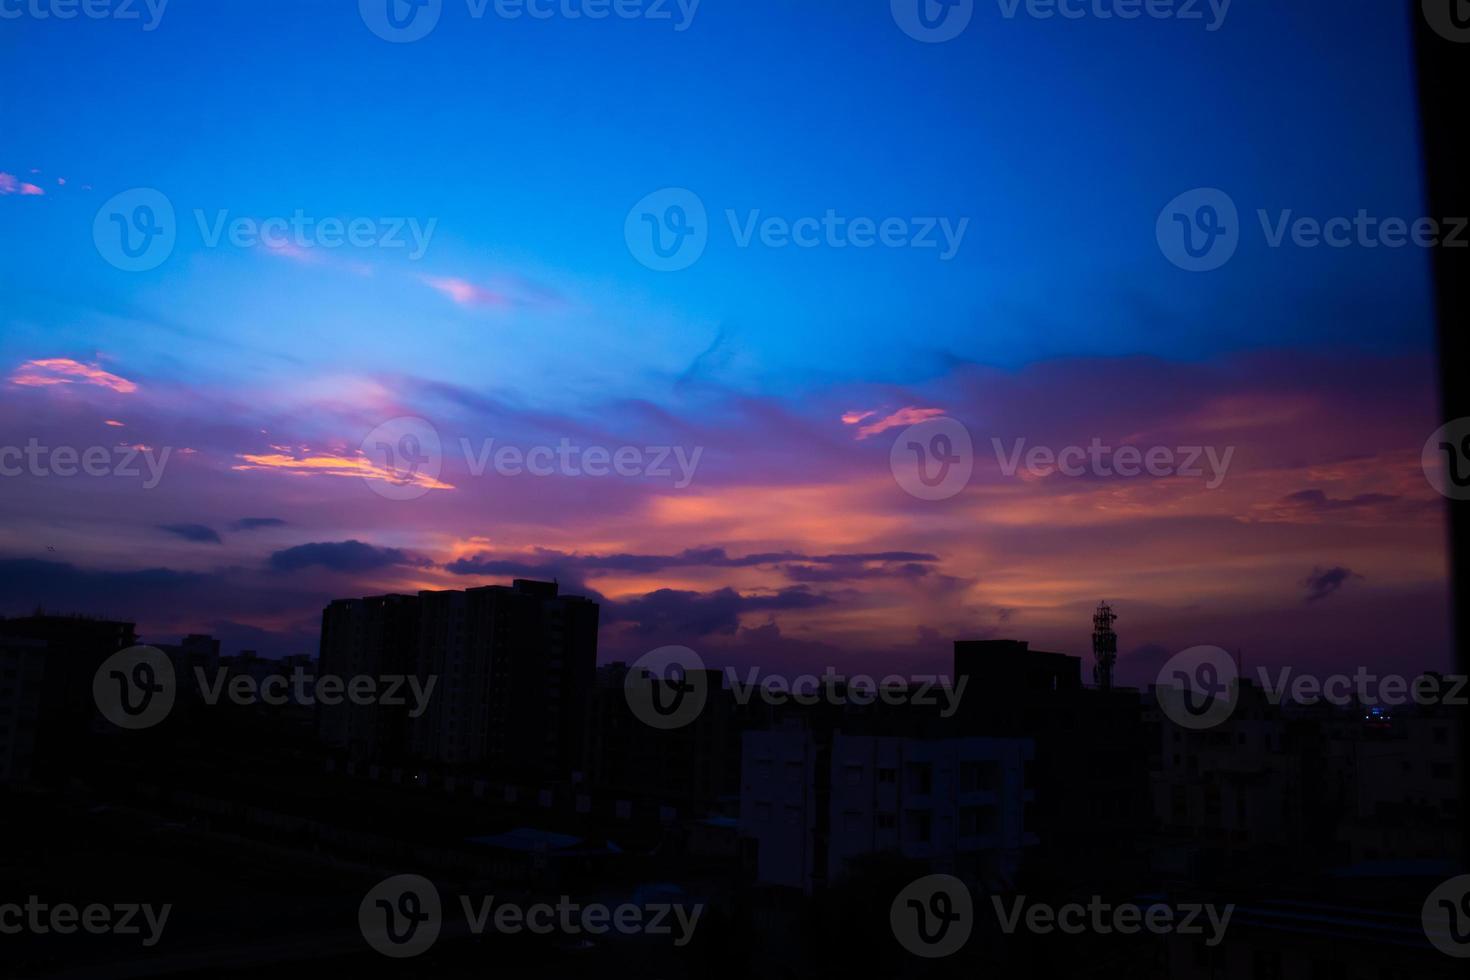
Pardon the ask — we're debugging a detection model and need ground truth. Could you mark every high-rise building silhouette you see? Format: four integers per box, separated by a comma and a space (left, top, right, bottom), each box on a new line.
319, 580, 598, 781
0, 614, 138, 783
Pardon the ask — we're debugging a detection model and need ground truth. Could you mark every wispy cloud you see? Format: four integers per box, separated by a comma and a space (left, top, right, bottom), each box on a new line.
421, 275, 510, 307
158, 523, 223, 544
1302, 565, 1361, 602
230, 517, 288, 531
0, 172, 44, 196
9, 358, 138, 393
231, 449, 454, 492
843, 405, 946, 439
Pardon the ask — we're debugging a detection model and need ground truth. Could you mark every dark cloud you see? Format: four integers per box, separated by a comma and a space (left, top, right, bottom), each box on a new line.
781, 561, 934, 583
230, 517, 288, 531
157, 523, 222, 544
1301, 565, 1361, 603
0, 559, 336, 658
268, 540, 431, 573
604, 586, 832, 638
1280, 490, 1399, 511
446, 546, 939, 578
0, 558, 211, 621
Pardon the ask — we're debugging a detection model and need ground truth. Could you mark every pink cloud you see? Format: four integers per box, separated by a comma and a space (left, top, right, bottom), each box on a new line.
262, 240, 322, 265
9, 358, 138, 393
0, 172, 45, 196
845, 405, 947, 439
421, 275, 510, 307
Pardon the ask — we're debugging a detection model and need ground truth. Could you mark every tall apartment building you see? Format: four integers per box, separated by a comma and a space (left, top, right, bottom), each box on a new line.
951, 638, 1150, 887
0, 635, 46, 783
319, 580, 598, 780
586, 662, 742, 818
319, 592, 421, 763
0, 614, 139, 784
1151, 681, 1464, 873
739, 726, 1035, 893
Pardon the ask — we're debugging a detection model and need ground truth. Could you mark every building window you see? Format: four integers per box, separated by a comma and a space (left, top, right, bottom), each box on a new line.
907, 763, 932, 795
877, 767, 896, 785
1252, 949, 1283, 980
904, 810, 932, 844
960, 806, 999, 835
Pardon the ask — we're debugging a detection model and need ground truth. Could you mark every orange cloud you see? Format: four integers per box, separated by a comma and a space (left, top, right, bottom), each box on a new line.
232, 450, 455, 492
9, 358, 138, 393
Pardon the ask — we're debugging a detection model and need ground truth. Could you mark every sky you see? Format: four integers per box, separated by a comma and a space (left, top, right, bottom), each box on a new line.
0, 0, 1453, 683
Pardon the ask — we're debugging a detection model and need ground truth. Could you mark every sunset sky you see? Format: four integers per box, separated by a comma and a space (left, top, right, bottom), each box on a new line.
0, 1, 1452, 682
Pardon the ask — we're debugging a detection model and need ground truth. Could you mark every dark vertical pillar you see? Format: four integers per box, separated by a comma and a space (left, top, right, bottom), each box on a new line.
1412, 4, 1470, 867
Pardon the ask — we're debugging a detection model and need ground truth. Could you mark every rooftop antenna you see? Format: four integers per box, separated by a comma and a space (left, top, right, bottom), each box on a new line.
1092, 601, 1118, 692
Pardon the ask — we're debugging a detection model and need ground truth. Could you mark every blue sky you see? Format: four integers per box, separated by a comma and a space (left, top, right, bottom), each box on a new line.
1, 0, 1435, 399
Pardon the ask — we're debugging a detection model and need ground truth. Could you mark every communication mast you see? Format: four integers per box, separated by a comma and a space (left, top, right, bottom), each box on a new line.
1092, 601, 1118, 691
